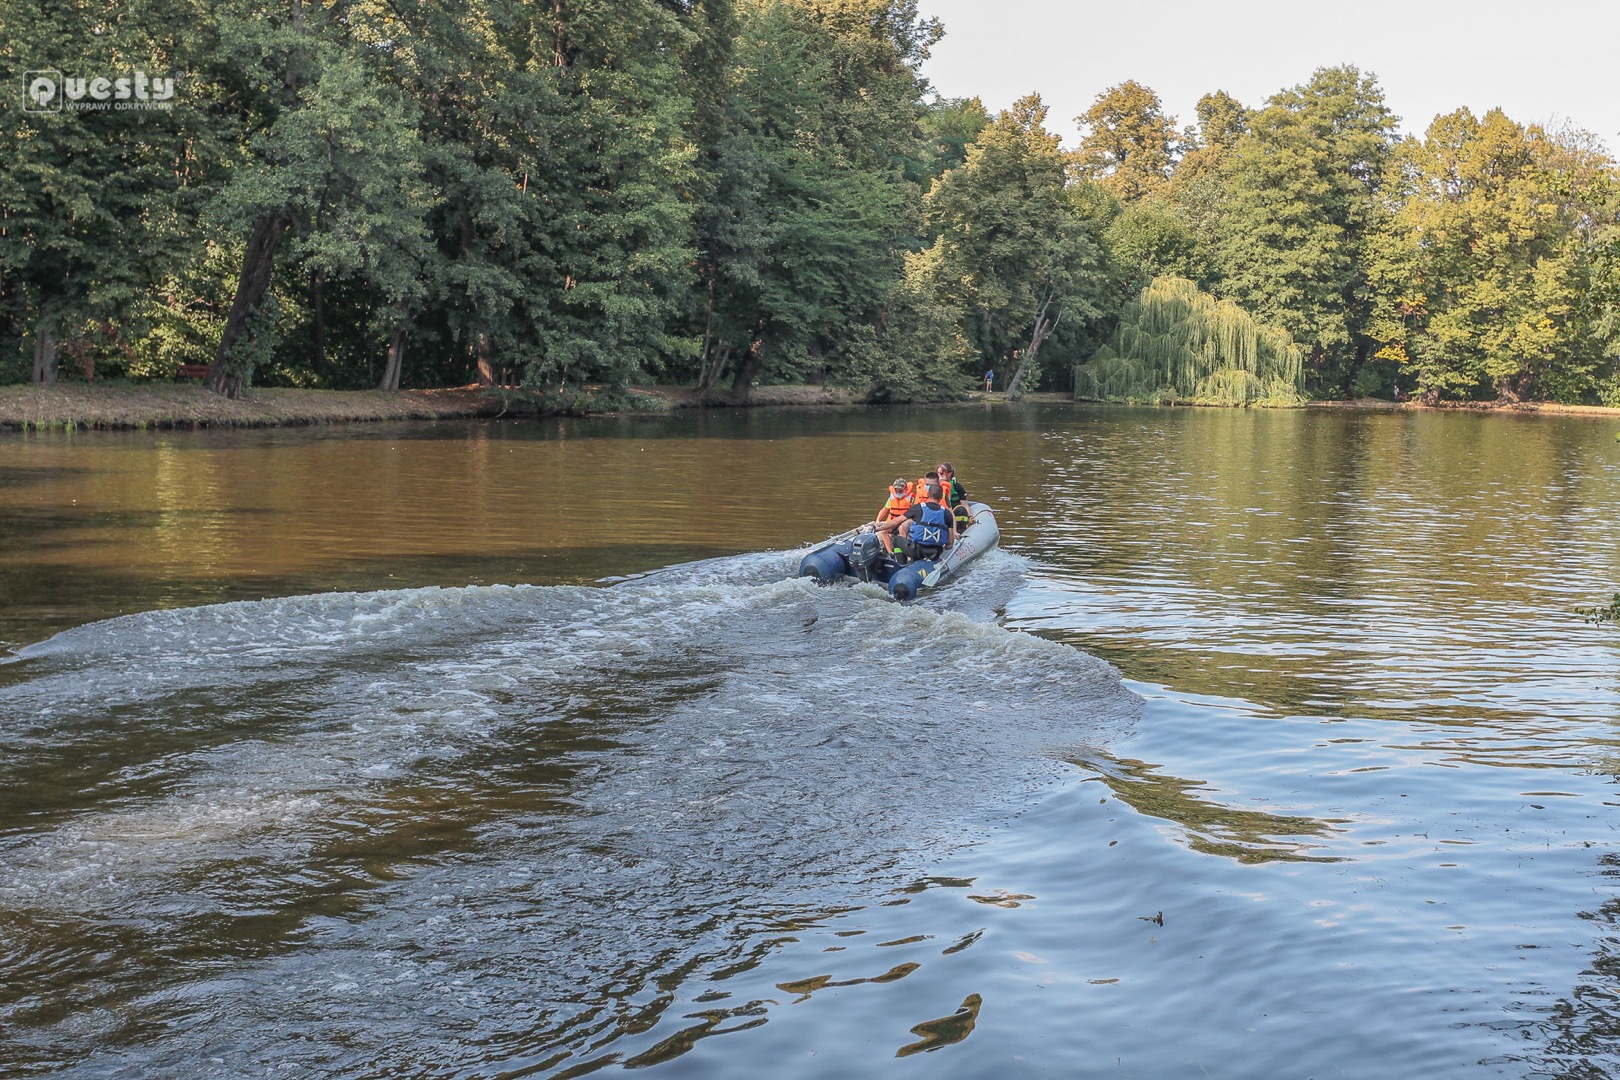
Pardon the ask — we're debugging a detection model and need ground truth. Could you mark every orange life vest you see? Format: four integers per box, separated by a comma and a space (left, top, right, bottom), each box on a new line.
877, 491, 913, 523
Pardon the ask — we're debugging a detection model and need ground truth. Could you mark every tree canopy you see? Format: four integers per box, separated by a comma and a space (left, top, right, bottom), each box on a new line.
912, 94, 1109, 398
6, 14, 1620, 407
1071, 80, 1178, 203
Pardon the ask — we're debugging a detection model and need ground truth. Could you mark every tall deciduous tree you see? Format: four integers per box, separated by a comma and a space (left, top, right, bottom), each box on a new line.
1, 0, 213, 383
916, 93, 1109, 398
201, 0, 328, 397
1368, 108, 1618, 402
1213, 65, 1397, 394
1072, 80, 1178, 203
911, 95, 990, 186
209, 45, 432, 396
691, 0, 935, 403
523, 1, 700, 392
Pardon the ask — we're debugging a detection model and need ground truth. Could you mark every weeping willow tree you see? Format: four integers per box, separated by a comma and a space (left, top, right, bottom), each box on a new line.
1078, 276, 1305, 405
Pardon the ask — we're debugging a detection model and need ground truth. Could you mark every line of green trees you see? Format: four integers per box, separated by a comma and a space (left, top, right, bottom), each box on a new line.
5, 0, 1620, 405
1075, 72, 1620, 404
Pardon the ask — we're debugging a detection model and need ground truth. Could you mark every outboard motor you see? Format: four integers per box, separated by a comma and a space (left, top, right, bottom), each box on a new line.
848, 532, 884, 582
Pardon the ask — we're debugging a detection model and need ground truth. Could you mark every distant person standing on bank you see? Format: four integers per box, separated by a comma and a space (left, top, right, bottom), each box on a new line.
983, 369, 994, 393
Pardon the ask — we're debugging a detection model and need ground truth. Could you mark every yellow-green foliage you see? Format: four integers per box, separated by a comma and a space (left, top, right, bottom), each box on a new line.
1078, 276, 1304, 405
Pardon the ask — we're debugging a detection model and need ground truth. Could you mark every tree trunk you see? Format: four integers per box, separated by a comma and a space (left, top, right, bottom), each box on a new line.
697, 272, 718, 386
31, 315, 59, 385
310, 269, 327, 374
728, 332, 763, 405
697, 270, 729, 394
552, 0, 568, 69
207, 211, 290, 399
1004, 299, 1059, 400
698, 340, 730, 395
378, 328, 405, 391
475, 332, 497, 386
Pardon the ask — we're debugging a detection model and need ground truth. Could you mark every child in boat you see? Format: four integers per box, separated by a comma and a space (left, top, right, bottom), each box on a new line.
875, 478, 912, 524
936, 462, 971, 530
936, 462, 966, 508
873, 477, 913, 553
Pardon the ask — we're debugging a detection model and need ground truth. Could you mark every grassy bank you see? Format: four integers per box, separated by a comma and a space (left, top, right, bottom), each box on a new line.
0, 384, 509, 431
1304, 397, 1620, 417
0, 382, 875, 432
8, 382, 1614, 434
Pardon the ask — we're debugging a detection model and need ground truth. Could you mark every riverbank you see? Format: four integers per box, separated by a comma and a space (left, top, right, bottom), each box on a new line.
0, 382, 877, 432
4, 382, 1617, 432
0, 384, 505, 431
1304, 396, 1620, 417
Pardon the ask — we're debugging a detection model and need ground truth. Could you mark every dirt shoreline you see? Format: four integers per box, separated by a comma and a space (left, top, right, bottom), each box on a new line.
0, 383, 886, 432
1303, 397, 1620, 418
0, 384, 501, 431
3, 382, 1618, 432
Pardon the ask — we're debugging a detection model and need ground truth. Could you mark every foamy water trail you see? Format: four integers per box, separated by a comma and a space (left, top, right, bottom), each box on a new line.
0, 551, 1136, 1076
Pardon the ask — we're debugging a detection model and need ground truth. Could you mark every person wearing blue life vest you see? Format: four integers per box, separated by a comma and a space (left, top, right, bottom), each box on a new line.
877, 470, 939, 554
897, 481, 958, 563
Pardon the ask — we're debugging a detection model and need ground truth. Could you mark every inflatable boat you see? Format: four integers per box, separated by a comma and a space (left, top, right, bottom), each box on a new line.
798, 502, 999, 601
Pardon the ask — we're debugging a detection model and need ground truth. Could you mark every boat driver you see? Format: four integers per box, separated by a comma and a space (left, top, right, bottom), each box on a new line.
896, 482, 958, 562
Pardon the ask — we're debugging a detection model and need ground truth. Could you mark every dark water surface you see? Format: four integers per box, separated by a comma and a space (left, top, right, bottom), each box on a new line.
2, 405, 1618, 1077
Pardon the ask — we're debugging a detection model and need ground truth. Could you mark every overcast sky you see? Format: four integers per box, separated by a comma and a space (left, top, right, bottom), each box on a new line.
915, 0, 1620, 153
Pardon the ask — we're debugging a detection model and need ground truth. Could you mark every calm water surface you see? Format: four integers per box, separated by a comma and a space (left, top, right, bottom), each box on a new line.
2, 405, 1618, 1077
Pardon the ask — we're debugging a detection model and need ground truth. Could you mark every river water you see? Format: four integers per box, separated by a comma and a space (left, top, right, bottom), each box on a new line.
1, 405, 1618, 1077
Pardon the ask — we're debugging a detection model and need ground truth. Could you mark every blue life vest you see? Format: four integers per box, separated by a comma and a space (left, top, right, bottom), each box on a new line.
911, 503, 951, 548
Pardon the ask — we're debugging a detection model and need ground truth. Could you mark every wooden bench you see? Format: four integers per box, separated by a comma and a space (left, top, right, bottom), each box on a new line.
177, 364, 210, 380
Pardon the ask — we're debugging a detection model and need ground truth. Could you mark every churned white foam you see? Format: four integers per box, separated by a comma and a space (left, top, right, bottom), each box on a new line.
0, 790, 327, 907
19, 583, 557, 661
0, 561, 1138, 1076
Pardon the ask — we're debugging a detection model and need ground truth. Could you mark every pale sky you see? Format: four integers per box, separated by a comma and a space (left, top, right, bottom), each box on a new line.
916, 0, 1620, 154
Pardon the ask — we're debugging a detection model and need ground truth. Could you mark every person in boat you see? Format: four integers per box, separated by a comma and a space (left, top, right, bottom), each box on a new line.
874, 477, 913, 530
936, 461, 971, 531
897, 481, 958, 563
936, 462, 966, 507
911, 470, 934, 503
872, 476, 916, 553
888, 471, 942, 550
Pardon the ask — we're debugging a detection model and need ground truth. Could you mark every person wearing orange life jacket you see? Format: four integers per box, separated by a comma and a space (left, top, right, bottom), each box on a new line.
872, 477, 914, 552
880, 470, 943, 554
875, 477, 913, 524
913, 471, 934, 503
